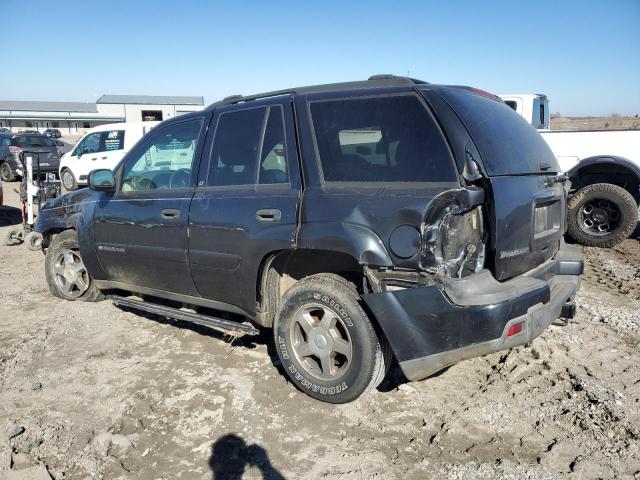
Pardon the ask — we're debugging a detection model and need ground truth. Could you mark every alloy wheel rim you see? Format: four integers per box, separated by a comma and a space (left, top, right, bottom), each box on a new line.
577, 198, 621, 236
290, 304, 353, 381
53, 248, 89, 298
62, 171, 73, 189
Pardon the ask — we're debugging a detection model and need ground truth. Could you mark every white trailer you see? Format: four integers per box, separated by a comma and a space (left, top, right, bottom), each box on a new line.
500, 94, 640, 247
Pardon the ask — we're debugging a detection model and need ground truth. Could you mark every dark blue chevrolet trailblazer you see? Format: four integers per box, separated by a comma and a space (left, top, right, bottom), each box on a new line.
36, 75, 583, 403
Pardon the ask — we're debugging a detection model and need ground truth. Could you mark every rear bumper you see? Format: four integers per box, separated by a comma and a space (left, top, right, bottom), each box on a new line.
362, 242, 583, 381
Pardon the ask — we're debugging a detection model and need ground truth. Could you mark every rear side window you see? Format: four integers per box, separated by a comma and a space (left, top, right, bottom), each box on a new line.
1, 137, 10, 147
437, 89, 559, 175
208, 108, 265, 186
207, 105, 289, 187
309, 95, 456, 183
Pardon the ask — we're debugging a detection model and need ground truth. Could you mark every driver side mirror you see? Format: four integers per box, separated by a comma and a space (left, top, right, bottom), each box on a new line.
88, 169, 115, 191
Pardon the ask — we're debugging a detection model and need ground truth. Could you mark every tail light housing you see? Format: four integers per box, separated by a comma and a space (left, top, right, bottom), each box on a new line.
421, 187, 487, 278
9, 146, 22, 155
435, 206, 486, 278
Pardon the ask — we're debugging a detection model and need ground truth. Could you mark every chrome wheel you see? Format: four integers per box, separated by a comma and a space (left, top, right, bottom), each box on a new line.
578, 198, 621, 236
52, 248, 89, 299
290, 304, 353, 381
61, 170, 75, 190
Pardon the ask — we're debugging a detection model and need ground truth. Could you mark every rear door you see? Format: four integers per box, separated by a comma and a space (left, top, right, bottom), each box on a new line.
93, 116, 206, 295
188, 97, 301, 316
431, 88, 564, 280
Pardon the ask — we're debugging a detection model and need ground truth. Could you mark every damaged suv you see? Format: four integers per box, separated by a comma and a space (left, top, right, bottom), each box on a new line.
36, 75, 584, 403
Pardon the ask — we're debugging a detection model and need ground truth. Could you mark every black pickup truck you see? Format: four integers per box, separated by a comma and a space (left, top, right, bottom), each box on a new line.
36, 75, 583, 403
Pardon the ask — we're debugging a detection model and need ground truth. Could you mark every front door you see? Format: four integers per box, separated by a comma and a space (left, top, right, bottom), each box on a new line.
188, 99, 301, 316
93, 116, 206, 295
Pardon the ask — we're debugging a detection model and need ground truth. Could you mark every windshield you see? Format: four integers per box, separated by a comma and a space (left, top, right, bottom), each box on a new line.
435, 89, 559, 176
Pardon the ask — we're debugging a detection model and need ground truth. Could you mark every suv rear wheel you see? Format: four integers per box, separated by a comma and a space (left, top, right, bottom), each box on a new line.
274, 273, 390, 403
45, 230, 105, 301
567, 183, 638, 247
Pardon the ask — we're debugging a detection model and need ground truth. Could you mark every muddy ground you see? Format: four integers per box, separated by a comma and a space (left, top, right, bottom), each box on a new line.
0, 183, 639, 480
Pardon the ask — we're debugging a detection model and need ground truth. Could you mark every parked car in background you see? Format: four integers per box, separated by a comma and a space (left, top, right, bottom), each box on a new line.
0, 133, 61, 181
500, 93, 640, 247
43, 128, 62, 138
37, 76, 583, 403
0, 128, 9, 133
59, 121, 159, 190
21, 129, 39, 134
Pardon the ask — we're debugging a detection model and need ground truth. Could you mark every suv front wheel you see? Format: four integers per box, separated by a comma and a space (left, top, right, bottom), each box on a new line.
274, 273, 390, 403
45, 229, 104, 302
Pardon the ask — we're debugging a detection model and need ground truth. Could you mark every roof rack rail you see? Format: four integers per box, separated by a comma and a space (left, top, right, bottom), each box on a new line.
209, 75, 428, 108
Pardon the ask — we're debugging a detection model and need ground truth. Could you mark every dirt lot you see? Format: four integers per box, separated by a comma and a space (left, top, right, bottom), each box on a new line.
551, 116, 640, 131
1, 184, 639, 480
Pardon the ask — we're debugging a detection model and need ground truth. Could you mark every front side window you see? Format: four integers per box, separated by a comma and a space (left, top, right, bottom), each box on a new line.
121, 118, 202, 192
81, 132, 102, 154
310, 95, 456, 183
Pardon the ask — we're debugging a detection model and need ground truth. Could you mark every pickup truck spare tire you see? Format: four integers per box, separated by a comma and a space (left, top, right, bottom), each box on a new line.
567, 183, 638, 248
45, 229, 105, 302
273, 273, 390, 403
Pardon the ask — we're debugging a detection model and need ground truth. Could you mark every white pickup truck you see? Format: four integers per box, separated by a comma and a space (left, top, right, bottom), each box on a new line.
500, 93, 640, 247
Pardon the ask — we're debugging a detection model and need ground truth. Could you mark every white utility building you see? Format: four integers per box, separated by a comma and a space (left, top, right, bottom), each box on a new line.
0, 95, 204, 135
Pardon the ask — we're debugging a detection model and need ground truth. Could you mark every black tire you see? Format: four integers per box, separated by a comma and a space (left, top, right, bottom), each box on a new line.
273, 273, 390, 403
44, 229, 105, 302
0, 162, 15, 182
1, 227, 23, 246
567, 183, 638, 248
60, 168, 77, 191
25, 231, 43, 251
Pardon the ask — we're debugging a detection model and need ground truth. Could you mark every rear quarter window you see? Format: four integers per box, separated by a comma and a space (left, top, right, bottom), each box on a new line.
436, 89, 558, 176
309, 94, 457, 183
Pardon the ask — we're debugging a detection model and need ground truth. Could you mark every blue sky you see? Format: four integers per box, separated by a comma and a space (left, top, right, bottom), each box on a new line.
1, 0, 638, 116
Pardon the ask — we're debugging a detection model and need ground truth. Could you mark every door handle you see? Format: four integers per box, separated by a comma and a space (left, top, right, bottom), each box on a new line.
161, 208, 181, 219
256, 209, 281, 223
91, 157, 97, 161
101, 156, 107, 160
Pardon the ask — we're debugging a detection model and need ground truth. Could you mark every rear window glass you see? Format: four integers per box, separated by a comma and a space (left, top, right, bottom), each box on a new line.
309, 95, 457, 183
436, 89, 559, 175
13, 135, 55, 147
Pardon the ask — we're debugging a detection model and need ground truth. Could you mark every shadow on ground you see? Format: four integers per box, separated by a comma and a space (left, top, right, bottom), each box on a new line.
209, 433, 285, 480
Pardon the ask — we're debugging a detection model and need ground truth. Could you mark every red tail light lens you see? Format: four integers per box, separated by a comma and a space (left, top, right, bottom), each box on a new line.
507, 321, 524, 337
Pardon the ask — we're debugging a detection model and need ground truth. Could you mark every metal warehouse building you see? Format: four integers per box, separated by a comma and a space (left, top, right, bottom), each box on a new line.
0, 95, 204, 135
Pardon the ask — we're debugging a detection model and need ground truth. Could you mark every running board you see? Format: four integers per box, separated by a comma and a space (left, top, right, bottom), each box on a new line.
110, 295, 259, 336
